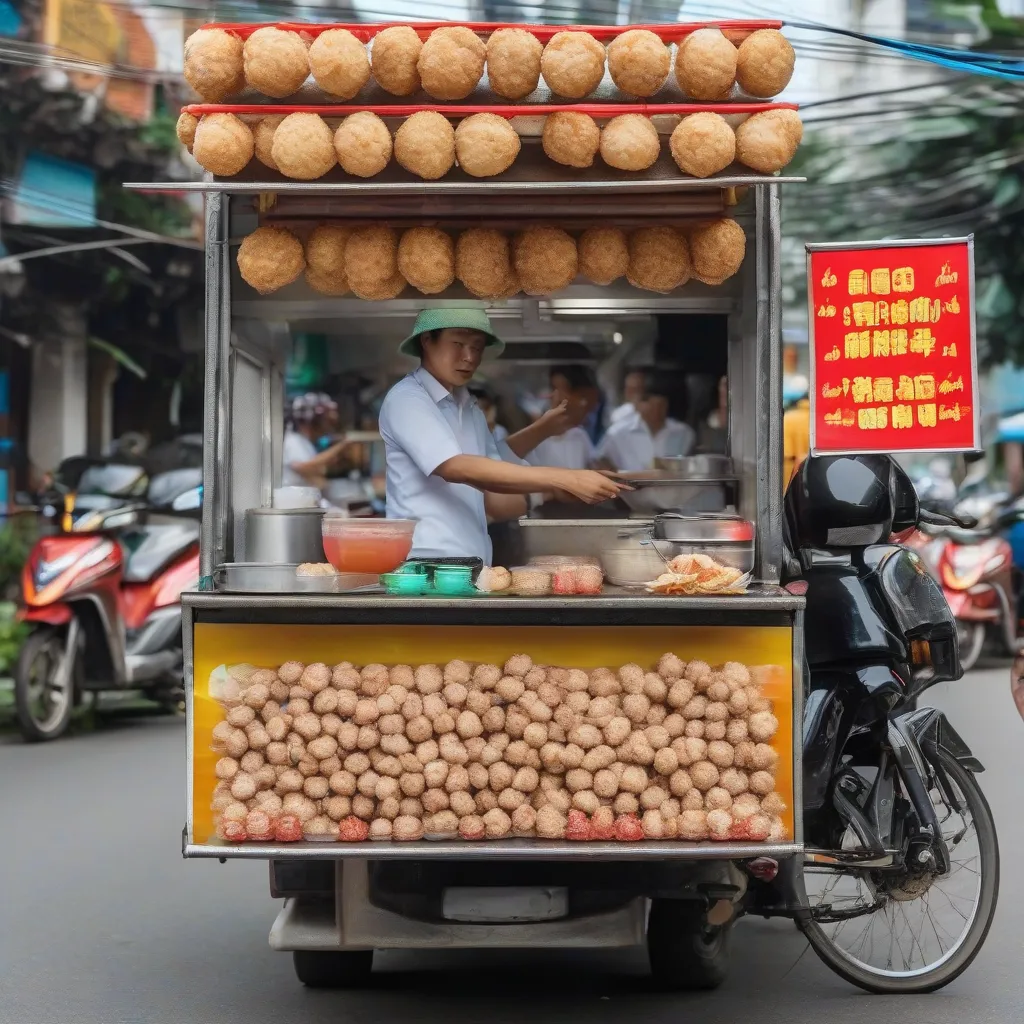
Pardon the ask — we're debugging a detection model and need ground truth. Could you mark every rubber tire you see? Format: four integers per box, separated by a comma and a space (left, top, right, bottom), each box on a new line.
799, 750, 999, 994
647, 899, 732, 991
292, 950, 374, 989
957, 622, 985, 673
14, 627, 77, 742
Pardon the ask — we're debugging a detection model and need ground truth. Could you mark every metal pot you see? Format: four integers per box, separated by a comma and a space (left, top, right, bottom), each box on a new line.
243, 507, 326, 564
518, 517, 654, 563
652, 513, 755, 573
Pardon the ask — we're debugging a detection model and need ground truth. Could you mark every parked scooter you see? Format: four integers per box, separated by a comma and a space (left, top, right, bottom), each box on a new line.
14, 467, 202, 741
779, 454, 998, 993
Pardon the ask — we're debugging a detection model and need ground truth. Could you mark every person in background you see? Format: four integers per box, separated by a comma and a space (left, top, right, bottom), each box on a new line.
596, 374, 695, 471
468, 386, 510, 445
783, 380, 811, 486
523, 365, 597, 470
283, 393, 355, 494
611, 366, 651, 426
697, 375, 729, 454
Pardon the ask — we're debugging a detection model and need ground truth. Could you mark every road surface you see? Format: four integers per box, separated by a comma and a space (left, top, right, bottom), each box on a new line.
2, 665, 1021, 1024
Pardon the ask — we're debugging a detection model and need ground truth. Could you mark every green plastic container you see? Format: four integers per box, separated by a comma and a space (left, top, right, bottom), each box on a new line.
433, 566, 475, 596
381, 572, 429, 596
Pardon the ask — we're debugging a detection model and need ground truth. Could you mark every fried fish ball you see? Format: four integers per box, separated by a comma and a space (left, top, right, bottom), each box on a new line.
398, 227, 455, 295
237, 226, 304, 295
669, 112, 735, 178
599, 114, 660, 172
675, 27, 737, 101
394, 111, 455, 180
607, 29, 670, 97
456, 228, 518, 300
193, 114, 253, 177
334, 111, 391, 178
418, 26, 485, 101
243, 27, 309, 98
690, 218, 746, 286
541, 30, 605, 99
627, 226, 691, 293
252, 115, 285, 171
345, 224, 405, 300
175, 111, 198, 153
736, 28, 795, 98
309, 28, 370, 99
184, 28, 244, 101
371, 25, 422, 96
542, 111, 600, 169
304, 223, 351, 296
735, 108, 803, 173
271, 112, 336, 180
514, 226, 577, 296
486, 28, 542, 100
455, 113, 521, 178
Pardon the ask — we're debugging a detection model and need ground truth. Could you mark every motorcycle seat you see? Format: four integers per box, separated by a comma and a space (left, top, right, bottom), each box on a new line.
122, 524, 198, 583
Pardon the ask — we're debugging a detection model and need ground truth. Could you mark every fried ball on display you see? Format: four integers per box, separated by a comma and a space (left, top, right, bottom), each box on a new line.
371, 25, 422, 96
690, 218, 747, 286
486, 28, 543, 100
456, 228, 518, 300
735, 109, 803, 173
308, 28, 370, 99
675, 27, 737, 101
334, 111, 392, 178
183, 28, 244, 101
455, 113, 521, 178
398, 227, 455, 295
394, 111, 456, 180
304, 224, 351, 296
541, 112, 600, 170
607, 29, 670, 97
237, 226, 305, 295
669, 112, 735, 178
514, 226, 578, 296
540, 31, 606, 99
418, 26, 486, 101
175, 111, 198, 153
736, 29, 795, 98
271, 112, 336, 180
192, 114, 254, 177
243, 27, 309, 98
252, 115, 285, 171
578, 227, 629, 286
627, 226, 691, 293
344, 225, 406, 301
600, 114, 661, 172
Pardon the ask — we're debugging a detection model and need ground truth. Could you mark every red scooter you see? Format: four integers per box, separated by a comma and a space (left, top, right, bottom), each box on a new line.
14, 468, 202, 741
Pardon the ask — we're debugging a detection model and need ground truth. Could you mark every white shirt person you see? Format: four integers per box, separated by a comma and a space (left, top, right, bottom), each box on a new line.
597, 387, 695, 472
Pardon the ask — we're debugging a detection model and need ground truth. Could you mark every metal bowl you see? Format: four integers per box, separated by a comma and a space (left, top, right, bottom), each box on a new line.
619, 478, 731, 515
654, 454, 733, 477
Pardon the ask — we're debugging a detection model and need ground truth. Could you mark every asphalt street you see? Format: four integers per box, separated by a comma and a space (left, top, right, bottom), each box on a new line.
1, 664, 1022, 1024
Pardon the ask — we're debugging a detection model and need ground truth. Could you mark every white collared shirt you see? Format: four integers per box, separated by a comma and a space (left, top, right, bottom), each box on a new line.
610, 401, 635, 425
379, 367, 503, 562
282, 429, 319, 489
596, 410, 695, 471
526, 426, 595, 470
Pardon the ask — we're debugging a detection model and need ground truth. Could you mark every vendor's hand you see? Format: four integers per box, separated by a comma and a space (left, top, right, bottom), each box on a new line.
558, 469, 631, 505
536, 400, 578, 439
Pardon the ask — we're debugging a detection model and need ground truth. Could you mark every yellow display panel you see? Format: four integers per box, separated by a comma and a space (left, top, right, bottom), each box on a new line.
192, 623, 795, 845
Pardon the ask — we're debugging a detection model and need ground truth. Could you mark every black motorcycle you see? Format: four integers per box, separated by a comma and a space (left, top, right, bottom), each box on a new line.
778, 454, 998, 993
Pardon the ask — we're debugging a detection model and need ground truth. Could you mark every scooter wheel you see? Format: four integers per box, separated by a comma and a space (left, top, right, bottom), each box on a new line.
14, 627, 79, 742
647, 899, 732, 991
292, 950, 373, 989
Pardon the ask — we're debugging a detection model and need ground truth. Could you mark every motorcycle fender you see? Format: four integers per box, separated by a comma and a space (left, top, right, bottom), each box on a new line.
19, 605, 73, 625
900, 706, 985, 774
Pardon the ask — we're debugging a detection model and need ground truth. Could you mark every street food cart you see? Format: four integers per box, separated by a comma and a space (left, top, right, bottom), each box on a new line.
135, 19, 811, 989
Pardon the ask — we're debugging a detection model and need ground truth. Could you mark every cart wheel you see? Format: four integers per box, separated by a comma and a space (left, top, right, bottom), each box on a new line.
292, 950, 373, 989
647, 899, 731, 991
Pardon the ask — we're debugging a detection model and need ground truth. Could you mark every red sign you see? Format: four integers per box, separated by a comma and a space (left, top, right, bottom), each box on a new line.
806, 238, 978, 455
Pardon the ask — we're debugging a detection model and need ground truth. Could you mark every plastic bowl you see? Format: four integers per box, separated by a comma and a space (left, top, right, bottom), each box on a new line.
322, 516, 416, 575
381, 572, 429, 596
433, 566, 475, 596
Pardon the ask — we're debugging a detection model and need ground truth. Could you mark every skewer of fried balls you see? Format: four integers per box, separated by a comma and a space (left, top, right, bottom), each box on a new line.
184, 25, 795, 103
178, 107, 802, 181
208, 654, 786, 845
235, 218, 747, 298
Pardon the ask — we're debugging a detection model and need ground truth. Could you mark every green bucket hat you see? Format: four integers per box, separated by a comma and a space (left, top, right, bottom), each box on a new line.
398, 307, 505, 358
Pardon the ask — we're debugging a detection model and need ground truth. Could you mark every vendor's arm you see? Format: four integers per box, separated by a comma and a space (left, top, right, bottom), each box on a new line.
505, 401, 576, 459
289, 438, 356, 480
436, 455, 624, 504
485, 491, 528, 522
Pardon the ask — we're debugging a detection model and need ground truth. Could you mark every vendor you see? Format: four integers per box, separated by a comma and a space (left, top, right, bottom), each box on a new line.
282, 394, 356, 494
379, 308, 626, 562
596, 374, 695, 471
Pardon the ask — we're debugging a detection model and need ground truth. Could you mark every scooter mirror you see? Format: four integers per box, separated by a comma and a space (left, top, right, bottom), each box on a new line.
172, 486, 202, 512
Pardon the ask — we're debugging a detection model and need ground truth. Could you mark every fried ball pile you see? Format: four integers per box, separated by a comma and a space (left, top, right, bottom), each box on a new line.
237, 226, 305, 295
418, 26, 486, 101
308, 28, 370, 100
192, 113, 253, 177
455, 113, 520, 178
344, 225, 406, 300
175, 111, 198, 153
207, 655, 786, 845
675, 27, 737, 101
271, 112, 336, 180
689, 218, 747, 286
243, 27, 309, 98
541, 30, 606, 99
253, 115, 285, 170
486, 28, 543, 100
304, 224, 351, 296
514, 227, 578, 296
394, 110, 456, 180
371, 25, 422, 96
578, 228, 629, 286
398, 227, 455, 295
628, 226, 692, 294
334, 111, 392, 178
606, 29, 670, 97
183, 28, 244, 101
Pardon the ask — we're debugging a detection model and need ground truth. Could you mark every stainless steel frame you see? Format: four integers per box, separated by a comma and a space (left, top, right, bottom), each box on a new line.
805, 235, 980, 456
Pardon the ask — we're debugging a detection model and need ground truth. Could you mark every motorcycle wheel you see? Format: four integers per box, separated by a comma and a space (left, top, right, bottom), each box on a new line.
14, 627, 81, 742
956, 622, 985, 673
647, 899, 732, 990
799, 749, 998, 993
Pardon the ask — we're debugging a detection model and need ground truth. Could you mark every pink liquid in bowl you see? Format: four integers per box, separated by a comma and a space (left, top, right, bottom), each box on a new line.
322, 519, 415, 575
